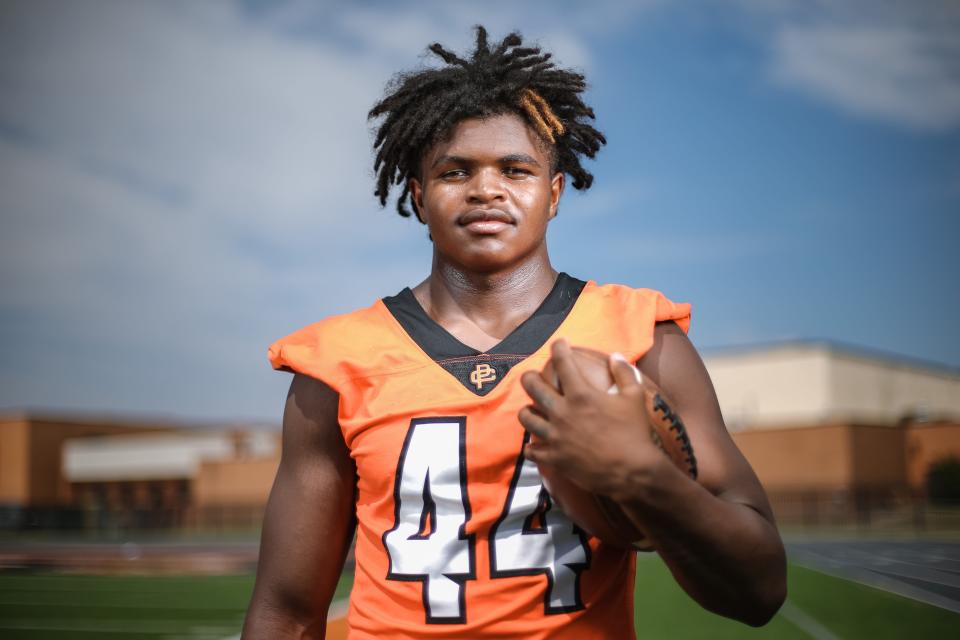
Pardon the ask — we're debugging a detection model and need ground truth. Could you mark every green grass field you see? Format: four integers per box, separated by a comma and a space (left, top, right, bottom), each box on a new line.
633, 556, 958, 639
0, 560, 955, 639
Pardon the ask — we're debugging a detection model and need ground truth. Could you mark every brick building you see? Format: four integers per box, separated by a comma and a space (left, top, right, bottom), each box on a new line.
707, 342, 960, 524
1, 341, 958, 531
0, 413, 279, 530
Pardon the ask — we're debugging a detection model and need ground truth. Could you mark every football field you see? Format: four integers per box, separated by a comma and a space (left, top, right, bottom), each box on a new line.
0, 558, 956, 639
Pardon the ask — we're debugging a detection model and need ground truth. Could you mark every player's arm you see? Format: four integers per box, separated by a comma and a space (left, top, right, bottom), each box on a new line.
242, 373, 356, 639
520, 328, 786, 627
623, 321, 786, 626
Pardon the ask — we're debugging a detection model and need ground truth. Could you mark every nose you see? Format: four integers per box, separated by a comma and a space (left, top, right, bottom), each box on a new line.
466, 167, 505, 204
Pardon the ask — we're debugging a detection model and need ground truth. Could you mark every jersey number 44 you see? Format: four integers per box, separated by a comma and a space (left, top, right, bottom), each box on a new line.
382, 417, 591, 624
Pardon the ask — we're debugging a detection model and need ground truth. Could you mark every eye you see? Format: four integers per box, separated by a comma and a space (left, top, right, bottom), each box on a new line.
503, 166, 531, 177
440, 169, 468, 180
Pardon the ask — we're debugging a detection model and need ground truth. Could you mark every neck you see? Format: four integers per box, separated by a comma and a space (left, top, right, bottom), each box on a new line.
412, 250, 558, 346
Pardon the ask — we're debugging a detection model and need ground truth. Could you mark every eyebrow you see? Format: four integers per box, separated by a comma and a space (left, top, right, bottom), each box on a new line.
500, 153, 541, 166
430, 153, 542, 169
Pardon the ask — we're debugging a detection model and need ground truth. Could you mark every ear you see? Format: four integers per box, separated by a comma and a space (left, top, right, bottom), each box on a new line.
549, 172, 565, 219
408, 178, 426, 224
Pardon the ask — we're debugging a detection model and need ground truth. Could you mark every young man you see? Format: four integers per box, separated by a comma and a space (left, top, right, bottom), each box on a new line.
243, 27, 785, 639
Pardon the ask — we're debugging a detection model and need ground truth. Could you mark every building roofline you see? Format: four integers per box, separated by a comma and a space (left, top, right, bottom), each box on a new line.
0, 408, 278, 432
699, 338, 960, 377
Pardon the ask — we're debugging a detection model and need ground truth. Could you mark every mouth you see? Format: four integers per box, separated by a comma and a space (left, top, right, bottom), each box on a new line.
458, 209, 515, 234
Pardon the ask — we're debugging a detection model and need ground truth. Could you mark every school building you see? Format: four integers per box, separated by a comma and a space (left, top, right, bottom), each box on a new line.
1, 341, 958, 530
709, 341, 960, 524
0, 414, 280, 530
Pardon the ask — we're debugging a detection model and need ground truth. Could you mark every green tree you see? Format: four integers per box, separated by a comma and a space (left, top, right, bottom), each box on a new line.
927, 456, 960, 504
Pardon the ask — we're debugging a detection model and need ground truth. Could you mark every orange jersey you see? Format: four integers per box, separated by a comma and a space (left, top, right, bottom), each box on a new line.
268, 276, 691, 639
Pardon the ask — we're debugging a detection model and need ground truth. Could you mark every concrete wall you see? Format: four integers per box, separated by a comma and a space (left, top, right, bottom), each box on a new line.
828, 355, 960, 424
706, 346, 832, 431
705, 344, 960, 431
63, 431, 277, 483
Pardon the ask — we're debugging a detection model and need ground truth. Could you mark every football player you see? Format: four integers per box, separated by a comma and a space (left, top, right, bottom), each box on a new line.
243, 27, 785, 639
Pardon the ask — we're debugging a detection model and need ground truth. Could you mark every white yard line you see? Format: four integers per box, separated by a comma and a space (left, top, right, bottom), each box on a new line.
791, 549, 960, 614
779, 600, 840, 640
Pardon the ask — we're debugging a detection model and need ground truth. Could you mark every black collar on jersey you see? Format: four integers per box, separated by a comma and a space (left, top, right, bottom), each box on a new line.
383, 273, 587, 396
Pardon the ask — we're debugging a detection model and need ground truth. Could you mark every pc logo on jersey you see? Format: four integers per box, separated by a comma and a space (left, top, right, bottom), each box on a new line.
470, 363, 497, 390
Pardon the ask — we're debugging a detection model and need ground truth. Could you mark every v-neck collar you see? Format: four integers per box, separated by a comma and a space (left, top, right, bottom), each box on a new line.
381, 273, 587, 395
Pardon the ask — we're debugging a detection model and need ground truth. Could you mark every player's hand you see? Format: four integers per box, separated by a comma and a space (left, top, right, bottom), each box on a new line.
518, 339, 665, 499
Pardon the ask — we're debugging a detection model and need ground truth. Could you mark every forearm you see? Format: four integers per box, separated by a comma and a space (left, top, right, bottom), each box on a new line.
242, 482, 353, 639
617, 457, 786, 626
242, 536, 343, 640
242, 598, 326, 639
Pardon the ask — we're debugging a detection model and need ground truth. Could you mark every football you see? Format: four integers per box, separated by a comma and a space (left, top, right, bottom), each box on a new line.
536, 347, 698, 550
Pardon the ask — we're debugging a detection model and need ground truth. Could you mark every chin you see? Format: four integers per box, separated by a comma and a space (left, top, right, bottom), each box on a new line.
451, 246, 524, 272
436, 238, 508, 266
435, 232, 545, 274
458, 254, 517, 274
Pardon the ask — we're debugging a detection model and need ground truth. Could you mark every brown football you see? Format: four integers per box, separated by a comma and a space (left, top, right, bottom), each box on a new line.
536, 347, 697, 550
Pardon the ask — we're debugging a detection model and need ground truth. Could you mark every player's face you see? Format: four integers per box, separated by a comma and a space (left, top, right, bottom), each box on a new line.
410, 113, 564, 274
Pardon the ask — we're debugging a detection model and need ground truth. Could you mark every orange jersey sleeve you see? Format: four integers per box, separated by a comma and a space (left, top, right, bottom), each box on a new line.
268, 282, 691, 639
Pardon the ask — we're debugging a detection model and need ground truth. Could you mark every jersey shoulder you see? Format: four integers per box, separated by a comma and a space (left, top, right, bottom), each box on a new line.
558, 282, 691, 362
267, 299, 424, 390
587, 282, 692, 332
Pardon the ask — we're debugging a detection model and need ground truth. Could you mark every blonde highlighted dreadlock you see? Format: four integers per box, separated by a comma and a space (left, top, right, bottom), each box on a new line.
519, 88, 565, 143
368, 26, 606, 219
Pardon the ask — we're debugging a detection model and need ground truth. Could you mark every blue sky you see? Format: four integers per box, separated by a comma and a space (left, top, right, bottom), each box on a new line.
1, 0, 958, 422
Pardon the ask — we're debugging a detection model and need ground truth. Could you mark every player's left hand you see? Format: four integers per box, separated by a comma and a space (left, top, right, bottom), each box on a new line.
519, 339, 666, 499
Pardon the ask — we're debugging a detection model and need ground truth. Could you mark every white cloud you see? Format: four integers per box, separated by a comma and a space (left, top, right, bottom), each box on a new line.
773, 25, 960, 131
250, 0, 667, 72
760, 2, 960, 131
0, 133, 428, 418
0, 0, 626, 420
0, 0, 388, 235
5, 0, 953, 420
0, 1, 435, 420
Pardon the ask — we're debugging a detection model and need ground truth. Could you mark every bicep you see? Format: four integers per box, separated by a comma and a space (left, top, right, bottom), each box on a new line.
637, 322, 773, 521
246, 374, 356, 632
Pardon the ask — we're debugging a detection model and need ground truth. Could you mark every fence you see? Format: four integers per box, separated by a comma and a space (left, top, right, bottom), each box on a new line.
768, 490, 960, 534
0, 504, 267, 534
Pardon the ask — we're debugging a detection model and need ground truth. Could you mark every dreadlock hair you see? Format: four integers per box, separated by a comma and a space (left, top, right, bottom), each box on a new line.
368, 26, 607, 220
